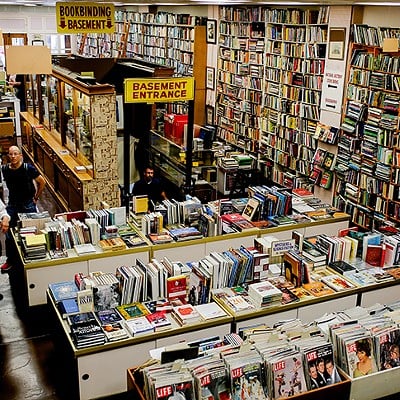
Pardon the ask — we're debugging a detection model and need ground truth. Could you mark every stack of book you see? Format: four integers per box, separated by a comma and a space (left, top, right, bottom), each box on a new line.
95, 308, 130, 342
172, 303, 201, 326
68, 311, 106, 349
247, 280, 282, 307
21, 233, 48, 260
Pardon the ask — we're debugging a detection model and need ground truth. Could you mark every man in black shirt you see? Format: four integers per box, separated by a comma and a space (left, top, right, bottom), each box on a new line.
1, 146, 45, 271
132, 166, 167, 211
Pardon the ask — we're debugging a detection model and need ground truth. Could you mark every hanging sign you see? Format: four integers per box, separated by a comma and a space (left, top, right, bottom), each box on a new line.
56, 2, 115, 34
124, 77, 195, 103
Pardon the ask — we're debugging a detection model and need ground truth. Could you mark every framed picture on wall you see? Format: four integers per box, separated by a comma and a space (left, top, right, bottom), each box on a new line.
206, 67, 215, 90
206, 105, 215, 125
206, 19, 217, 44
328, 28, 346, 60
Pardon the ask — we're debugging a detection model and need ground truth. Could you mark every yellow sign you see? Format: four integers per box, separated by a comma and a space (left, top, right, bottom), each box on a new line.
124, 77, 195, 103
56, 2, 115, 34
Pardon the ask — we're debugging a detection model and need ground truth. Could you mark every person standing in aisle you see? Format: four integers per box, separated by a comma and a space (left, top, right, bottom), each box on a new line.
132, 165, 167, 211
7, 74, 26, 112
1, 146, 45, 272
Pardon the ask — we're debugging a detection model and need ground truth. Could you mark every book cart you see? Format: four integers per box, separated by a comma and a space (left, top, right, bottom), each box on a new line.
13, 214, 350, 307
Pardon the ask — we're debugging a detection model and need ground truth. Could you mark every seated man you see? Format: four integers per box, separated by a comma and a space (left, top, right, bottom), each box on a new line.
132, 166, 167, 211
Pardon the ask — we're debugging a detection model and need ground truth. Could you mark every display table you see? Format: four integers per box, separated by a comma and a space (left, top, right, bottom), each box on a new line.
15, 213, 350, 307
48, 291, 233, 400
49, 275, 400, 400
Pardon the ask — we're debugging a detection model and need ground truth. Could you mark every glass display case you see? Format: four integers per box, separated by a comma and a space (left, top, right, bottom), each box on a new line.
47, 75, 60, 133
149, 130, 217, 192
60, 82, 93, 170
150, 130, 186, 188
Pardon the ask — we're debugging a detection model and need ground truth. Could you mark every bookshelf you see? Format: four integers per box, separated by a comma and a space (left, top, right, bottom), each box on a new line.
216, 6, 265, 156
215, 6, 329, 190
77, 10, 207, 125
260, 7, 328, 190
334, 24, 400, 229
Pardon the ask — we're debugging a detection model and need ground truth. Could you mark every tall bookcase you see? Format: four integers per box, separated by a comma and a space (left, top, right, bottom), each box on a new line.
334, 24, 400, 229
216, 6, 265, 156
261, 7, 328, 189
215, 6, 329, 190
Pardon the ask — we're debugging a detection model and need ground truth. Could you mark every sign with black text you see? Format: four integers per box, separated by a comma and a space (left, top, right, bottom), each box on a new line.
56, 2, 115, 34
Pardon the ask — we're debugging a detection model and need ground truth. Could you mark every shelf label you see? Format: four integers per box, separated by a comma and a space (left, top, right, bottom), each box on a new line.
124, 77, 195, 103
271, 239, 295, 256
56, 2, 115, 34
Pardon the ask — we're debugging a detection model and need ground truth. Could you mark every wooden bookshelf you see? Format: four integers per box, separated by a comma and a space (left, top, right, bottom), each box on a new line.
334, 25, 400, 229
260, 7, 328, 190
216, 6, 265, 155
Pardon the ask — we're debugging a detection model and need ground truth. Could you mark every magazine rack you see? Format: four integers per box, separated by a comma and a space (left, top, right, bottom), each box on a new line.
126, 366, 351, 400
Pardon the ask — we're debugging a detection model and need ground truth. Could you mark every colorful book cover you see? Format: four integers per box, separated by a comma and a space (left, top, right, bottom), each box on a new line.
116, 302, 149, 320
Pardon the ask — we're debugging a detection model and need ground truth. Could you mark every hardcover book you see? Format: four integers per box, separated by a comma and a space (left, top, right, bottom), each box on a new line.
116, 302, 150, 320
48, 280, 79, 303
145, 311, 172, 331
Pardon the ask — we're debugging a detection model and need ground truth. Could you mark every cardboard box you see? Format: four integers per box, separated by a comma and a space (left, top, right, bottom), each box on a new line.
0, 121, 14, 137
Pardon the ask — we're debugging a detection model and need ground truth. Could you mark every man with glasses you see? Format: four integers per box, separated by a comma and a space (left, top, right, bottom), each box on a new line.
1, 145, 45, 272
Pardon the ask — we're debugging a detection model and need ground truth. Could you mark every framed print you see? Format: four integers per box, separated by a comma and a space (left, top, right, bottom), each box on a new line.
206, 105, 214, 125
206, 67, 215, 90
206, 19, 217, 44
328, 28, 346, 60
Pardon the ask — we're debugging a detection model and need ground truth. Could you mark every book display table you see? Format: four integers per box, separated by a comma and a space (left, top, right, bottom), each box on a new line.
14, 214, 350, 307
48, 292, 233, 400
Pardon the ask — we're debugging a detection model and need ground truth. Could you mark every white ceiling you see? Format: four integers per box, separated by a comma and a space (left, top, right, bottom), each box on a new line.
0, 0, 398, 6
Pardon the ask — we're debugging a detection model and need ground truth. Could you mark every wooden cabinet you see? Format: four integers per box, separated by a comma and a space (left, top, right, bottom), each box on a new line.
21, 63, 119, 211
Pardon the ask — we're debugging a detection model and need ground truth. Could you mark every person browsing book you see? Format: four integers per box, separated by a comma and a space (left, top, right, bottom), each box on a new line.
1, 146, 45, 272
132, 166, 167, 211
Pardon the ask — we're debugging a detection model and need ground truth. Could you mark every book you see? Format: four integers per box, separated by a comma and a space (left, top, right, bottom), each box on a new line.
166, 274, 188, 302
124, 315, 154, 336
194, 302, 227, 320
116, 302, 150, 320
319, 170, 333, 189
361, 232, 382, 261
365, 244, 386, 267
25, 233, 47, 247
101, 321, 130, 341
328, 260, 357, 277
58, 298, 80, 318
303, 281, 335, 297
320, 274, 356, 291
77, 288, 94, 313
48, 280, 79, 303
242, 197, 260, 221
172, 303, 201, 325
95, 308, 123, 325
145, 311, 172, 331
